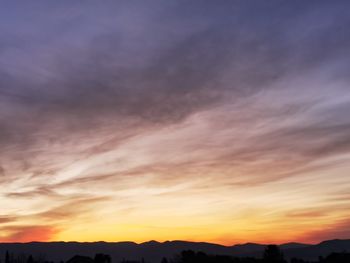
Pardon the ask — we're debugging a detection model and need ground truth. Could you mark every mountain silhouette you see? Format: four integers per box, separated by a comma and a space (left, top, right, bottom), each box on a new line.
0, 239, 349, 262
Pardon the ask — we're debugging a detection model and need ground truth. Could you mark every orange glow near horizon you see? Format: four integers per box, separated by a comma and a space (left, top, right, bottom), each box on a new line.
1, 109, 350, 245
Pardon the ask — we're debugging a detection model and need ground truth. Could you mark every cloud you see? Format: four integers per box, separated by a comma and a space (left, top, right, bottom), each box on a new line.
0, 216, 17, 224
299, 219, 350, 243
1, 0, 349, 147
6, 186, 59, 199
0, 225, 58, 242
35, 196, 111, 222
286, 209, 328, 219
0, 1, 349, 243
0, 165, 5, 176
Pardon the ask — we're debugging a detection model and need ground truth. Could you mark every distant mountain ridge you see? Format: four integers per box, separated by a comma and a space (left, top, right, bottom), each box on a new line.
0, 239, 349, 262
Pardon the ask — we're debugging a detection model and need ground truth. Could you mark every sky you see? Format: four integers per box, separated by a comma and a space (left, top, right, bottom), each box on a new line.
0, 0, 350, 245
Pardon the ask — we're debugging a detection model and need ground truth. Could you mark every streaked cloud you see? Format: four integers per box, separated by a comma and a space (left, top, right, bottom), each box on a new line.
0, 1, 349, 244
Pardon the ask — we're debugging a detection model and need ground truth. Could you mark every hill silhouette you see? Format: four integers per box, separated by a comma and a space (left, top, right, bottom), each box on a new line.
0, 239, 349, 262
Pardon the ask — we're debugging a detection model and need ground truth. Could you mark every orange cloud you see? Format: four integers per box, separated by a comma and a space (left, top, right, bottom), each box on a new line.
298, 219, 350, 243
0, 216, 17, 224
0, 226, 59, 242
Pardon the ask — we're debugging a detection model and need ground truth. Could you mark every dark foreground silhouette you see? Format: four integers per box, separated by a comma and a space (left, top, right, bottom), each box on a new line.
2, 239, 350, 262
3, 245, 350, 263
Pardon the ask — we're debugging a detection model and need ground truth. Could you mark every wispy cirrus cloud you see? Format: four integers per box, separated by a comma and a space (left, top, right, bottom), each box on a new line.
0, 0, 349, 244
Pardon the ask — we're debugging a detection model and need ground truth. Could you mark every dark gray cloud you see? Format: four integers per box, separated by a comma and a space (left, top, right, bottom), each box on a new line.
1, 0, 349, 145
0, 1, 349, 178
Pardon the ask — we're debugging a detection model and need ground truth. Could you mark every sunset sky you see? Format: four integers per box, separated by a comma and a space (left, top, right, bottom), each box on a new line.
1, 1, 350, 245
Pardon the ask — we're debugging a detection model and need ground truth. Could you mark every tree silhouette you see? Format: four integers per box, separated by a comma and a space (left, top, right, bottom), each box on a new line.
94, 254, 111, 263
27, 255, 34, 263
180, 250, 196, 263
322, 252, 350, 263
263, 245, 286, 263
4, 246, 350, 263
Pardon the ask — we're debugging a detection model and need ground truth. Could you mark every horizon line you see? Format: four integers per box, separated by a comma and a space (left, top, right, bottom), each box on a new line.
1, 238, 346, 246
